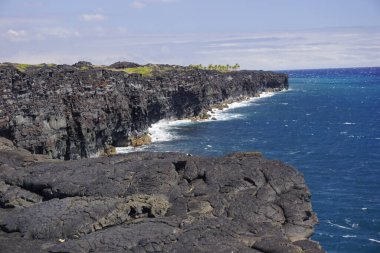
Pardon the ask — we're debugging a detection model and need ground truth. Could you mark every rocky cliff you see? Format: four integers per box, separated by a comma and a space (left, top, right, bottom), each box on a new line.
0, 62, 288, 159
0, 139, 325, 253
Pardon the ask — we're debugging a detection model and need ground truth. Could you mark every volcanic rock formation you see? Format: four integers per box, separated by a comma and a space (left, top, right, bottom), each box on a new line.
0, 139, 325, 253
0, 62, 288, 159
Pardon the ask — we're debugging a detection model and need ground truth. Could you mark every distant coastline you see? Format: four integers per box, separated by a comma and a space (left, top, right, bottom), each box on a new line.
0, 61, 288, 159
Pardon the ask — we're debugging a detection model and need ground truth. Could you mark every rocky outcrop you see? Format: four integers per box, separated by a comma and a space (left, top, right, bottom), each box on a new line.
0, 140, 324, 253
0, 62, 288, 159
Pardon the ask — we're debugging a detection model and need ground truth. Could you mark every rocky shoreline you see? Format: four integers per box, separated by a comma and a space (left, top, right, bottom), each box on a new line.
0, 61, 326, 252
0, 137, 325, 253
0, 61, 288, 159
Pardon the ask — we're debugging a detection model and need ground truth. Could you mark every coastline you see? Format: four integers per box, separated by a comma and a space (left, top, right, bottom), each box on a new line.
116, 89, 287, 154
0, 61, 288, 159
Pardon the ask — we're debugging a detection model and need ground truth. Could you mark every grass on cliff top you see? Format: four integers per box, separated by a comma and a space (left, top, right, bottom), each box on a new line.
125, 66, 154, 76
14, 63, 56, 72
188, 64, 240, 72
106, 65, 174, 77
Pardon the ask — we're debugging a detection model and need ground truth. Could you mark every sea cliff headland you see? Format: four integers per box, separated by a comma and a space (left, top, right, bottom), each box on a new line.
0, 61, 288, 159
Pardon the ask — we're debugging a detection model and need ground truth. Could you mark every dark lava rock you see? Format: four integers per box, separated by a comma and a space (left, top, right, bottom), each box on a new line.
109, 61, 141, 69
0, 145, 325, 253
72, 61, 93, 68
0, 62, 288, 159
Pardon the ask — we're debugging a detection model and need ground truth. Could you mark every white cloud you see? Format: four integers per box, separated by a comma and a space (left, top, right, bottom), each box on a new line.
0, 17, 57, 27
2, 28, 81, 43
117, 27, 128, 33
4, 29, 28, 41
131, 1, 146, 9
80, 14, 106, 22
38, 28, 80, 39
130, 0, 177, 9
194, 29, 380, 70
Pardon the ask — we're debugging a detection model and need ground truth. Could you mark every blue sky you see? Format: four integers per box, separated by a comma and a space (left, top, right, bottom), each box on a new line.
1, 0, 380, 70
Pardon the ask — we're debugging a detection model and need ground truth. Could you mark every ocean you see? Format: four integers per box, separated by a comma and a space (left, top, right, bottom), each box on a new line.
118, 67, 380, 253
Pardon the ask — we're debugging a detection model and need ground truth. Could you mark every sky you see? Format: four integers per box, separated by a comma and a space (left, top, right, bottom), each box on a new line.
0, 0, 380, 70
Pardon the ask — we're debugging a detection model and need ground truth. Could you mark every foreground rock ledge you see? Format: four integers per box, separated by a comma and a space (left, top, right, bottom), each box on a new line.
0, 144, 325, 253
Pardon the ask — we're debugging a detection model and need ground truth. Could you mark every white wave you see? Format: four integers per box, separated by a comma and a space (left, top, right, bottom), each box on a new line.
204, 145, 213, 150
219, 91, 276, 111
327, 220, 353, 230
343, 122, 356, 125
369, 238, 380, 244
344, 218, 351, 223
120, 90, 283, 148
342, 235, 357, 238
148, 119, 192, 143
259, 91, 276, 98
222, 99, 252, 110
201, 91, 280, 122
361, 207, 368, 211
116, 146, 147, 154
210, 110, 245, 121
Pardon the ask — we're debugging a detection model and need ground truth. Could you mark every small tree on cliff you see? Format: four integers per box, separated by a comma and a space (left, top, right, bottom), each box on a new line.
232, 63, 240, 70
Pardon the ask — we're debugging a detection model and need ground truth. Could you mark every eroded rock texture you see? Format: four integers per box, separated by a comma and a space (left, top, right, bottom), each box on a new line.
0, 142, 325, 253
0, 62, 288, 159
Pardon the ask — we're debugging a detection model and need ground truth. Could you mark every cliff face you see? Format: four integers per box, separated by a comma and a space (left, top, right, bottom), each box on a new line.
0, 63, 288, 159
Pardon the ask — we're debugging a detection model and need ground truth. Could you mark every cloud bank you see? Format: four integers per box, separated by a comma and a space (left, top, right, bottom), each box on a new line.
1, 27, 379, 70
5, 29, 28, 41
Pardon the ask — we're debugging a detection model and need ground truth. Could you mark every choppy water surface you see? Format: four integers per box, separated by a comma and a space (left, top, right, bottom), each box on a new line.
119, 67, 380, 253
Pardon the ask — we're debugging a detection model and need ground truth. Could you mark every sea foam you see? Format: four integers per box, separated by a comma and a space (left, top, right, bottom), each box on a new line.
147, 91, 279, 142
208, 91, 276, 121
117, 91, 281, 153
327, 220, 353, 230
148, 119, 192, 142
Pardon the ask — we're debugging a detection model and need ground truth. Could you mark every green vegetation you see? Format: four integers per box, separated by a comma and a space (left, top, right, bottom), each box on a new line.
15, 63, 32, 72
14, 63, 56, 72
188, 63, 240, 72
80, 66, 90, 71
125, 66, 154, 76
105, 65, 174, 77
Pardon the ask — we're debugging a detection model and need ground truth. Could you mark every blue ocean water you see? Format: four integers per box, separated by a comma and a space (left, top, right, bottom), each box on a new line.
127, 67, 380, 252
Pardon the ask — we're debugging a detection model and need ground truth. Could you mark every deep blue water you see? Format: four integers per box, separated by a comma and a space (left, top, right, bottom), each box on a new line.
135, 67, 380, 252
